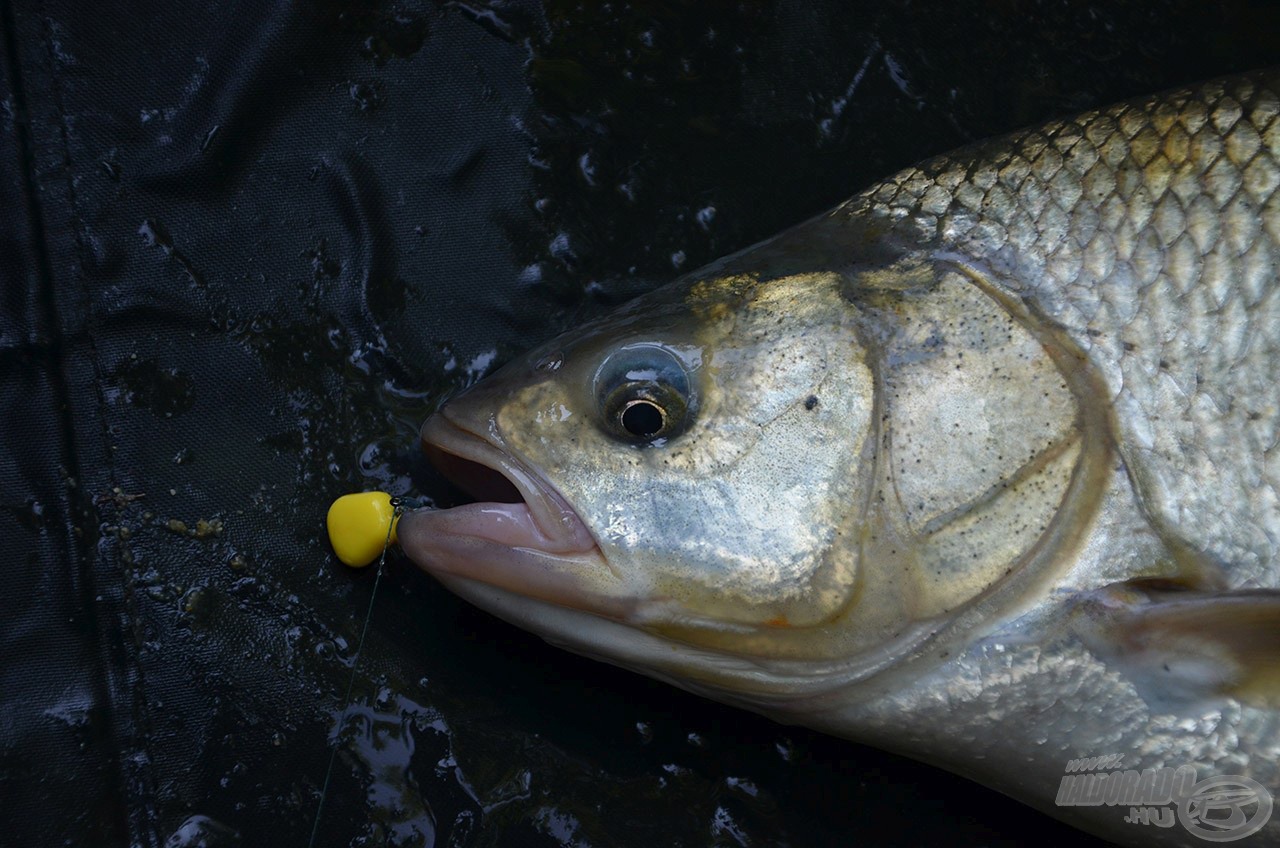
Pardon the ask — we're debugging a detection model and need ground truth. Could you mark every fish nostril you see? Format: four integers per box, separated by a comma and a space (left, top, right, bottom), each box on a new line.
424, 443, 524, 504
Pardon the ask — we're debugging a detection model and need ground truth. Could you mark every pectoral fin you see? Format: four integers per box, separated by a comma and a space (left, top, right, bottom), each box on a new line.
1074, 580, 1280, 710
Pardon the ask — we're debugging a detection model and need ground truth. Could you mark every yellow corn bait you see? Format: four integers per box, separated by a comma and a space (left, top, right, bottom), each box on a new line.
326, 491, 399, 568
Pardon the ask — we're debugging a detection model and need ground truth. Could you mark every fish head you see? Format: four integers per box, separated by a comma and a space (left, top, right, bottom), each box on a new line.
399, 269, 910, 709
398, 259, 1097, 719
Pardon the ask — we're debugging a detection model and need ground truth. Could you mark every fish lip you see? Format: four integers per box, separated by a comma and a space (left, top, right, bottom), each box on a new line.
402, 409, 639, 618
418, 409, 598, 556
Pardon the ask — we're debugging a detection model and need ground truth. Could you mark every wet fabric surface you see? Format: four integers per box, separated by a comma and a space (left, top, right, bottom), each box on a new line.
1, 1, 1276, 846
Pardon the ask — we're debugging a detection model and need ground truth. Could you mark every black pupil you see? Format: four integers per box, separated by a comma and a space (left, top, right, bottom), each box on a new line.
620, 400, 664, 438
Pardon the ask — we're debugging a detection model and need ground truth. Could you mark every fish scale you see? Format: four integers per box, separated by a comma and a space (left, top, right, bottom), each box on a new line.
842, 69, 1280, 589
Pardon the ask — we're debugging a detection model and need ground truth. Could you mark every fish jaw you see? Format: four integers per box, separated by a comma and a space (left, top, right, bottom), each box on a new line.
398, 409, 640, 619
424, 572, 854, 720
417, 411, 595, 556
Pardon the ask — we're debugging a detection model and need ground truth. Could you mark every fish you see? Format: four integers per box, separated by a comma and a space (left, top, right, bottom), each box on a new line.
396, 70, 1280, 845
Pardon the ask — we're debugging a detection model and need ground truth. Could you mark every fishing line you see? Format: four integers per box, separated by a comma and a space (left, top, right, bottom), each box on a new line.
308, 495, 416, 848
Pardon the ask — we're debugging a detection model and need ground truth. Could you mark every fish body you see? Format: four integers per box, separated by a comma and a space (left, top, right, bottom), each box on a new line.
398, 70, 1280, 845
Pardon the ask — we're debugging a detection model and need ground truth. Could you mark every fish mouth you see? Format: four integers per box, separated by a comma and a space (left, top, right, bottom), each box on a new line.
397, 410, 630, 617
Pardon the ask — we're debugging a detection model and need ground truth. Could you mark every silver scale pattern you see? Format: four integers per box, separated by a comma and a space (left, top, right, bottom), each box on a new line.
844, 69, 1280, 588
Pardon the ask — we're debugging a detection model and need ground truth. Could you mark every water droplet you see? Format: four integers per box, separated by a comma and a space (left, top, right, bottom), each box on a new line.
517, 263, 544, 287
549, 231, 573, 260
696, 206, 717, 231
533, 351, 563, 373
578, 151, 598, 186
349, 81, 382, 112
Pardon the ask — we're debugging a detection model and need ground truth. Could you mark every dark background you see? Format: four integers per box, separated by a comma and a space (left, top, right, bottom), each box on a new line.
1, 1, 1276, 846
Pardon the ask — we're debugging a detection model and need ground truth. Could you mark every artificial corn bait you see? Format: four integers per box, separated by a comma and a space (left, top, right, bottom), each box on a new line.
326, 491, 399, 567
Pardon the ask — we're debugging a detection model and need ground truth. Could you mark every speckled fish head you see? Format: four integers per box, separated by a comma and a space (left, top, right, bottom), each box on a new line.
495, 271, 876, 624
399, 269, 873, 646
397, 251, 1098, 711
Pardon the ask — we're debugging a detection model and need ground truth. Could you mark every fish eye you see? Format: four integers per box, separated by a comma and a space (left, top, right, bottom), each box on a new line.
594, 344, 696, 445
604, 384, 685, 441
